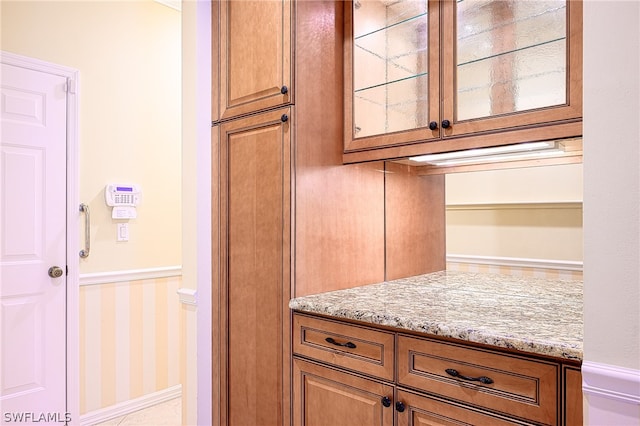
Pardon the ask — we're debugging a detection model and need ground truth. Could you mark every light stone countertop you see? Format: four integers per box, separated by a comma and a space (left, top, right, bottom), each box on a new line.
289, 270, 583, 361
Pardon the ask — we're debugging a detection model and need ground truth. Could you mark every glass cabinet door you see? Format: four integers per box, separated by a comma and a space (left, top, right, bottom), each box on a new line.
344, 0, 440, 152
442, 0, 582, 136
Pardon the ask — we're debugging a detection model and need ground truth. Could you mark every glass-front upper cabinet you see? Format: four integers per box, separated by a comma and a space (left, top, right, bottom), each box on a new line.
344, 0, 439, 152
442, 0, 582, 136
344, 0, 582, 163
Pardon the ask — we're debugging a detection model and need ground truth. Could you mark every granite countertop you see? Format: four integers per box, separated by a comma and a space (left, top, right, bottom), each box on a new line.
289, 270, 583, 361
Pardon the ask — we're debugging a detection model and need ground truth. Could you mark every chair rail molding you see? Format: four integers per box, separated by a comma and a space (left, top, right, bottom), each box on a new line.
79, 266, 182, 286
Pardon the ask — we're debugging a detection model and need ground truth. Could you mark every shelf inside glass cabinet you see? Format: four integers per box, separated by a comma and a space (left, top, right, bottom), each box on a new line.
456, 0, 568, 121
352, 0, 429, 138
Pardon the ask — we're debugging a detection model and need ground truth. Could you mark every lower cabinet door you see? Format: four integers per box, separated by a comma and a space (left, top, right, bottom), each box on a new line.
396, 389, 532, 426
293, 358, 394, 426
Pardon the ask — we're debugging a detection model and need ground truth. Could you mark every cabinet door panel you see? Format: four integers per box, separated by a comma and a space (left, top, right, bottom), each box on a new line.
217, 0, 292, 120
219, 108, 291, 426
293, 358, 394, 426
396, 389, 528, 426
344, 0, 440, 152
441, 0, 582, 137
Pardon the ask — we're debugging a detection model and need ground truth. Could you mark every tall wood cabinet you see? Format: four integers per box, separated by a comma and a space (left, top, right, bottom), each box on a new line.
212, 1, 445, 425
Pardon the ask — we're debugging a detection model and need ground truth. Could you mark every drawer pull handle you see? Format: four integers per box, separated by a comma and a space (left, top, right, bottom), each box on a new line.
445, 368, 494, 385
325, 337, 356, 349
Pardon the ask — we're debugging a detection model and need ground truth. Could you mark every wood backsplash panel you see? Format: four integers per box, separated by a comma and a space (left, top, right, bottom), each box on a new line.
385, 162, 446, 280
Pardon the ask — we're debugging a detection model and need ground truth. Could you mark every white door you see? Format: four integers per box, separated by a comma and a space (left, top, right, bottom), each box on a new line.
1, 62, 68, 423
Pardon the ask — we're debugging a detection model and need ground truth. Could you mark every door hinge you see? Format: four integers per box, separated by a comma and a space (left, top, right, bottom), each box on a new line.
65, 79, 77, 94
66, 265, 69, 276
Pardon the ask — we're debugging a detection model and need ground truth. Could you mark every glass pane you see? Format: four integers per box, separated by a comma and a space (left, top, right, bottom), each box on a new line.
355, 16, 428, 90
354, 74, 429, 138
352, 0, 429, 138
456, 0, 567, 121
354, 0, 427, 38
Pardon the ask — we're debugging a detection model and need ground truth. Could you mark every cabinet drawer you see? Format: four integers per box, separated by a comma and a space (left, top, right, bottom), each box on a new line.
293, 313, 395, 381
398, 335, 558, 425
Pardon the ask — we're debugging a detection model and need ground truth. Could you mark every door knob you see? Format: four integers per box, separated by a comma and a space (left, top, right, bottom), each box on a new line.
48, 266, 64, 278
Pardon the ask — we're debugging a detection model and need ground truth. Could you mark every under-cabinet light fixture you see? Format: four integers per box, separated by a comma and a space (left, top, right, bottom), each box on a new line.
408, 141, 562, 166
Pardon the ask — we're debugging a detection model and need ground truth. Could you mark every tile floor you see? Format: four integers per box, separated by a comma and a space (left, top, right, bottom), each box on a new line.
94, 397, 181, 425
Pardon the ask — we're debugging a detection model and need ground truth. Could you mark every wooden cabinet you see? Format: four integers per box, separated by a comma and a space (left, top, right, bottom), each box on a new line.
213, 1, 445, 425
218, 108, 292, 426
292, 312, 583, 426
214, 0, 292, 121
293, 358, 394, 426
343, 0, 583, 163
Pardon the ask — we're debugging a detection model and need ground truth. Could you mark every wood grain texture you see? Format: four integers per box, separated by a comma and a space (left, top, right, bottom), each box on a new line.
294, 0, 386, 297
398, 334, 559, 425
293, 358, 394, 426
219, 108, 292, 426
343, 120, 583, 163
396, 388, 521, 426
293, 313, 395, 381
384, 162, 445, 280
210, 128, 221, 425
563, 366, 584, 426
218, 0, 292, 120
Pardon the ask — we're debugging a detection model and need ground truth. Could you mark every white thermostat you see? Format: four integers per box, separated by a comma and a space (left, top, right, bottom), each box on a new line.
105, 183, 141, 219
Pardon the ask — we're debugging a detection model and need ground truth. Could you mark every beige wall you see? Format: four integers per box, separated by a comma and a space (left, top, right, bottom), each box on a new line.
582, 2, 639, 423
583, 1, 639, 370
1, 0, 183, 418
445, 163, 583, 262
1, 0, 182, 273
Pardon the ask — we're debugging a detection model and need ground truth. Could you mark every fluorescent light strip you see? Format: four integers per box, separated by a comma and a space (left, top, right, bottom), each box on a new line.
425, 148, 564, 166
409, 141, 557, 164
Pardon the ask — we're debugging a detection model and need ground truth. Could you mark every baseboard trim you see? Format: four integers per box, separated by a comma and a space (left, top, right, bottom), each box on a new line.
446, 254, 583, 272
582, 361, 640, 405
79, 266, 182, 286
79, 384, 182, 426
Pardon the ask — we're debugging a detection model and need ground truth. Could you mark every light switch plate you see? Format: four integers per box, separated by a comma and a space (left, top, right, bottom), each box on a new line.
117, 223, 129, 242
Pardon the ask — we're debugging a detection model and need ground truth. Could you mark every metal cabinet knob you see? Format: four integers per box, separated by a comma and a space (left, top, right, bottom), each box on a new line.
381, 396, 391, 408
